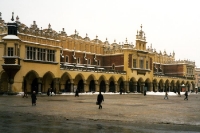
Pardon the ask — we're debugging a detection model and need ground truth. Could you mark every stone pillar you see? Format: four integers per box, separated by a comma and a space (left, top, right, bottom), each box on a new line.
148, 82, 153, 92
126, 81, 129, 93
163, 84, 165, 92
141, 82, 145, 93
37, 78, 42, 94
53, 78, 60, 94
70, 79, 74, 92
133, 82, 137, 92
115, 83, 118, 93
156, 83, 159, 92
95, 83, 100, 92
84, 83, 89, 92
106, 81, 109, 92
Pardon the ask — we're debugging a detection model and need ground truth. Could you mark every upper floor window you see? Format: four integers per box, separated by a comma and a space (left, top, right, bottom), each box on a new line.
133, 59, 136, 68
77, 57, 80, 64
27, 47, 36, 60
88, 58, 91, 64
26, 46, 55, 62
47, 50, 55, 62
146, 61, 149, 69
97, 60, 100, 66
140, 59, 144, 69
65, 56, 69, 62
112, 64, 115, 70
8, 47, 14, 56
37, 48, 46, 61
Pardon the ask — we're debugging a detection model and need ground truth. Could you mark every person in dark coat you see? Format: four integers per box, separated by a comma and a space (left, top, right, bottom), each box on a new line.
75, 89, 79, 97
120, 88, 123, 95
31, 91, 37, 106
184, 91, 188, 100
97, 92, 104, 109
164, 91, 168, 99
47, 88, 50, 96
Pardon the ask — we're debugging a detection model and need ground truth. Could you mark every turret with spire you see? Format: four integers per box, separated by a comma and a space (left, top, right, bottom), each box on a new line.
7, 12, 18, 36
135, 24, 147, 50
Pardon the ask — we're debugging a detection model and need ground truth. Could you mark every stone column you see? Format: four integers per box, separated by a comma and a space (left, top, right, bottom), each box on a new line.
115, 83, 118, 93
141, 82, 145, 93
163, 83, 165, 92
53, 78, 60, 94
126, 81, 129, 93
148, 82, 153, 92
95, 81, 99, 92
84, 83, 89, 92
106, 81, 109, 92
133, 82, 137, 92
37, 78, 42, 94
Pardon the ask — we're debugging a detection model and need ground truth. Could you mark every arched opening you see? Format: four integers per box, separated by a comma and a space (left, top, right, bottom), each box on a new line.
77, 80, 84, 92
109, 81, 115, 92
120, 81, 124, 92
89, 80, 95, 92
65, 79, 71, 92
31, 78, 38, 94
0, 72, 9, 94
100, 80, 106, 92
129, 80, 134, 92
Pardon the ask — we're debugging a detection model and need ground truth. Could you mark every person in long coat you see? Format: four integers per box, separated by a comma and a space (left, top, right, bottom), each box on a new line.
184, 91, 188, 100
31, 91, 37, 106
164, 91, 168, 99
75, 89, 79, 97
97, 92, 104, 109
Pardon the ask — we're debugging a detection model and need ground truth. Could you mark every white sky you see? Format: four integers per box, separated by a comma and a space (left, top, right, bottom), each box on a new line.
1, 0, 200, 67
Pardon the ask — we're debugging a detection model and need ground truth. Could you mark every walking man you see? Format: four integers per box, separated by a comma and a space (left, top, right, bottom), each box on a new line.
184, 91, 188, 100
164, 91, 168, 99
97, 92, 104, 109
31, 91, 37, 106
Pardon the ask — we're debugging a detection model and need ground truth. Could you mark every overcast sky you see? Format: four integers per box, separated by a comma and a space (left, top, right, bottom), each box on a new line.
1, 0, 200, 67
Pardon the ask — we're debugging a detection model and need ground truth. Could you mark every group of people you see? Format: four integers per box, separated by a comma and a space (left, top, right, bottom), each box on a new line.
163, 91, 189, 100
47, 88, 56, 96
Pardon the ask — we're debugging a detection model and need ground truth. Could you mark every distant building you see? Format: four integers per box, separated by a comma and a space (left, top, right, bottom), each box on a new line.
0, 12, 196, 94
195, 68, 200, 92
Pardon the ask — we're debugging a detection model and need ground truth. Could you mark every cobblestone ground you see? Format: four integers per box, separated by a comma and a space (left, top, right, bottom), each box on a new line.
0, 93, 200, 133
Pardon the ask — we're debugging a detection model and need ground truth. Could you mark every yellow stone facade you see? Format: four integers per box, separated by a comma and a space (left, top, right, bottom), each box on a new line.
0, 13, 196, 94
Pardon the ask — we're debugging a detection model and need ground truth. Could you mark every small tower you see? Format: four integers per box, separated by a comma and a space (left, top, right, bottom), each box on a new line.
1, 12, 21, 93
7, 12, 18, 36
135, 24, 147, 50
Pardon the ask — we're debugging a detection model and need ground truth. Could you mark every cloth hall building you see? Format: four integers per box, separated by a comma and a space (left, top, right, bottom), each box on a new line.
0, 12, 196, 94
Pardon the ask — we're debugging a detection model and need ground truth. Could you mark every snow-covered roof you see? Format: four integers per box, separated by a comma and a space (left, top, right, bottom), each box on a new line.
2, 35, 20, 40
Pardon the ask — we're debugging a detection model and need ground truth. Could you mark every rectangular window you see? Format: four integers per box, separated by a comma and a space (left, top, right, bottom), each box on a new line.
8, 47, 14, 56
140, 60, 144, 69
37, 48, 46, 61
65, 56, 69, 62
26, 47, 36, 60
146, 61, 148, 69
97, 60, 100, 66
88, 58, 91, 64
133, 59, 136, 68
47, 50, 55, 62
77, 57, 80, 64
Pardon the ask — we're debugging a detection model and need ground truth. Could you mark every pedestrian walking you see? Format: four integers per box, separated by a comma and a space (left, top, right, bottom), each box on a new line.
75, 89, 79, 97
47, 88, 50, 96
31, 91, 37, 106
164, 91, 168, 99
23, 88, 28, 98
178, 91, 181, 97
184, 91, 188, 100
97, 92, 104, 109
144, 90, 146, 96
120, 88, 123, 95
